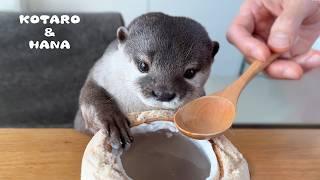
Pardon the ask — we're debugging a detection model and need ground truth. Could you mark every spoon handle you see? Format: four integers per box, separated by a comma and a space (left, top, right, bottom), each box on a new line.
220, 54, 280, 104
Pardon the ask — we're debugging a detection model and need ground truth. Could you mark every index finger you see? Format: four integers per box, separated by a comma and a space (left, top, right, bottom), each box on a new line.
227, 2, 271, 61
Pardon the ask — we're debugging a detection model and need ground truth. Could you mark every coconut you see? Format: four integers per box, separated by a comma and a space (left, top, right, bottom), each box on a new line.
81, 110, 250, 180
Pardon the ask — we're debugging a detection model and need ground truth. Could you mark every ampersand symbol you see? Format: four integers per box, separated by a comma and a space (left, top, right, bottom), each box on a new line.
44, 28, 55, 37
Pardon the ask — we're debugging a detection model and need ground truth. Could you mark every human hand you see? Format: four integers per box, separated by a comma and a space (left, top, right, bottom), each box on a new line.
227, 0, 320, 79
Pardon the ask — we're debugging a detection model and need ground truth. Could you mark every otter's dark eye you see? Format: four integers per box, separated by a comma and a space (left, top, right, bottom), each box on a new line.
138, 61, 149, 73
184, 69, 198, 79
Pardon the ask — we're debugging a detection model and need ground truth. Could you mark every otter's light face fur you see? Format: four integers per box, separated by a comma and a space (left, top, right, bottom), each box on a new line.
116, 13, 219, 110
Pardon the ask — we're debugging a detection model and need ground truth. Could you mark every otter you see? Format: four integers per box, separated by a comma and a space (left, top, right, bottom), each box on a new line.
74, 12, 219, 148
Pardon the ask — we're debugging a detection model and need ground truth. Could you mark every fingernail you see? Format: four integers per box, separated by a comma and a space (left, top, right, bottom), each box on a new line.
270, 32, 290, 49
129, 136, 134, 142
251, 50, 266, 61
282, 68, 299, 79
306, 54, 320, 65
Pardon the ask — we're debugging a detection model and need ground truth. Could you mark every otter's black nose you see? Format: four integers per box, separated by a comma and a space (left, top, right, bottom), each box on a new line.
152, 90, 176, 102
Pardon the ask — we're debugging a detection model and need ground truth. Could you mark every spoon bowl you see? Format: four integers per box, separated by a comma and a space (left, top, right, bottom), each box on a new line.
175, 95, 236, 139
174, 54, 279, 139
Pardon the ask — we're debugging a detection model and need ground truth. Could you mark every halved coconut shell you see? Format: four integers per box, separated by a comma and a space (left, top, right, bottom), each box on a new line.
81, 110, 250, 180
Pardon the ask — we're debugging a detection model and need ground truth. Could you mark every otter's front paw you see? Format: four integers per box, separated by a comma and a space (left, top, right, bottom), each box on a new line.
104, 113, 133, 149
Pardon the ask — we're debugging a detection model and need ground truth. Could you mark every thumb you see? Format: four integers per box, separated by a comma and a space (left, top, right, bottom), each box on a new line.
268, 2, 307, 52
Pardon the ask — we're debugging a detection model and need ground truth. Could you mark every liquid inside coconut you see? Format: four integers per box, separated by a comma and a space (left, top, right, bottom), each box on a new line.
120, 130, 210, 180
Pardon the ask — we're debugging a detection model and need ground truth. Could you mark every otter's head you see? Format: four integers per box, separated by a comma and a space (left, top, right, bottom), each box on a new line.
116, 13, 219, 110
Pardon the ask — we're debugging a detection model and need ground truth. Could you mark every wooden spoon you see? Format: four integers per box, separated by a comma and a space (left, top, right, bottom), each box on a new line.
174, 54, 279, 139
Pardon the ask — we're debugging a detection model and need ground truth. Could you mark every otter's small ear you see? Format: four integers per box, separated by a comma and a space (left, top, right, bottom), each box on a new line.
117, 26, 128, 43
212, 41, 219, 57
